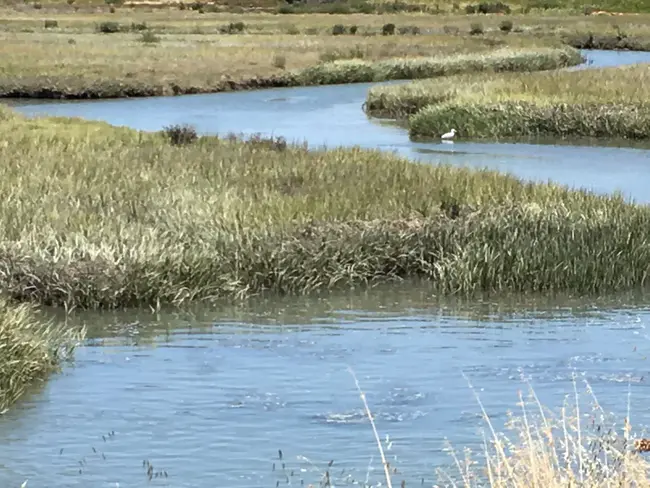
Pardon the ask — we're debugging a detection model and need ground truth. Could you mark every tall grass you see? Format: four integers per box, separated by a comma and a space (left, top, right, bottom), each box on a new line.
364, 46, 582, 118
300, 46, 583, 85
351, 369, 650, 487
0, 108, 649, 309
0, 23, 581, 99
366, 63, 650, 140
0, 297, 84, 411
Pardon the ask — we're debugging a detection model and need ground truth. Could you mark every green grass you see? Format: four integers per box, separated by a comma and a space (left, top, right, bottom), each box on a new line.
302, 45, 582, 85
364, 45, 582, 118
0, 297, 84, 411
0, 105, 649, 310
365, 63, 650, 140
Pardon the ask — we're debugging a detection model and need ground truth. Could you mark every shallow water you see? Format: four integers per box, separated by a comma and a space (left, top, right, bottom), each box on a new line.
2, 285, 650, 488
8, 49, 650, 203
3, 49, 650, 488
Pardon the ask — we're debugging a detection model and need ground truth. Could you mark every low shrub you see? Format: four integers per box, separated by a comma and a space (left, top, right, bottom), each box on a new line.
96, 21, 121, 33
162, 124, 198, 145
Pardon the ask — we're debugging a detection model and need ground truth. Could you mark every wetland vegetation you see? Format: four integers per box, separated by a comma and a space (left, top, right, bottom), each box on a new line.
366, 62, 650, 140
0, 105, 649, 312
1, 2, 650, 98
0, 297, 82, 412
3, 1, 650, 484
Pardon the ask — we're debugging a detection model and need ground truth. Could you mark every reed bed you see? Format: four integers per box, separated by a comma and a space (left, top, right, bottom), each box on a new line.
0, 107, 649, 309
0, 297, 84, 411
365, 62, 650, 139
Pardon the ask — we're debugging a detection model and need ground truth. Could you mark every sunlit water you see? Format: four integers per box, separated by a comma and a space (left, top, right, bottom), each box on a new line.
8, 49, 650, 203
2, 285, 650, 488
2, 49, 650, 488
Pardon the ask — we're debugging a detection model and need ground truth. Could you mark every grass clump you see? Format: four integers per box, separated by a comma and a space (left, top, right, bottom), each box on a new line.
364, 46, 583, 118
351, 370, 650, 488
301, 46, 582, 86
96, 21, 121, 33
406, 64, 650, 140
500, 19, 514, 32
139, 30, 160, 43
163, 123, 198, 145
465, 1, 512, 13
0, 107, 650, 309
0, 297, 83, 412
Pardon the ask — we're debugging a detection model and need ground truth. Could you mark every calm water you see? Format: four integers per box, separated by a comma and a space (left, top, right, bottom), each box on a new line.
8, 49, 650, 203
2, 49, 650, 488
2, 285, 650, 488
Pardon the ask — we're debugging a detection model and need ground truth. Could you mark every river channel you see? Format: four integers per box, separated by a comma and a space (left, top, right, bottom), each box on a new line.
2, 48, 650, 488
8, 49, 650, 203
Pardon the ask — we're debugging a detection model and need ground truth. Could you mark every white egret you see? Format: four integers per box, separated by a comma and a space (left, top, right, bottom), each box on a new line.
441, 128, 457, 140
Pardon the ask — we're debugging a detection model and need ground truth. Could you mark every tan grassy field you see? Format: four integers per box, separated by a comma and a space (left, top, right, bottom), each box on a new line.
0, 14, 583, 97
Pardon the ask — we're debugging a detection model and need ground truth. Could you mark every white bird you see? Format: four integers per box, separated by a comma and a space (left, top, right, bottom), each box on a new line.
441, 128, 457, 140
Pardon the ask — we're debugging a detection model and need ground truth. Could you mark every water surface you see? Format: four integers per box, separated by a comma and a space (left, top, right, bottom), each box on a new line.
2, 285, 650, 488
3, 49, 650, 488
8, 49, 650, 203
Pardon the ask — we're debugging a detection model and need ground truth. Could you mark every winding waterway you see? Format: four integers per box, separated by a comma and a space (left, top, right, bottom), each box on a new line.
2, 49, 650, 488
9, 49, 650, 203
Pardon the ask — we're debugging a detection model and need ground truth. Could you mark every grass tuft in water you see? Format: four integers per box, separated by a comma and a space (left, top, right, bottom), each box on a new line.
0, 297, 84, 412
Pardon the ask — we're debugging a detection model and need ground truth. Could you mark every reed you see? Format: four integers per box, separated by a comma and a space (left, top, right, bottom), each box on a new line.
429, 380, 650, 487
0, 108, 648, 309
350, 367, 650, 488
303, 46, 582, 85
0, 297, 84, 411
364, 45, 582, 118
365, 63, 650, 139
0, 25, 578, 99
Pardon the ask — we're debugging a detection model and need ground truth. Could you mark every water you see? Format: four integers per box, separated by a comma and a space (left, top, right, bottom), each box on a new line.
8, 49, 650, 203
2, 286, 650, 487
3, 49, 650, 488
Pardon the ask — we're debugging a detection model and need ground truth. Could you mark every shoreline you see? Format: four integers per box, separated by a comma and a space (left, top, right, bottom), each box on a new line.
0, 46, 583, 100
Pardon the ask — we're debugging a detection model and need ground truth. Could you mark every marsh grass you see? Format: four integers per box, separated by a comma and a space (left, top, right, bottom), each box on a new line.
300, 46, 582, 85
0, 106, 649, 309
406, 63, 650, 139
0, 17, 582, 99
364, 45, 582, 118
437, 382, 650, 486
0, 297, 84, 411
366, 61, 650, 140
438, 376, 650, 487
350, 369, 650, 488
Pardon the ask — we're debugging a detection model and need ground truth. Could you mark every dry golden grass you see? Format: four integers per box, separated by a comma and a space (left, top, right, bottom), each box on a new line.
353, 373, 650, 487
437, 378, 650, 487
